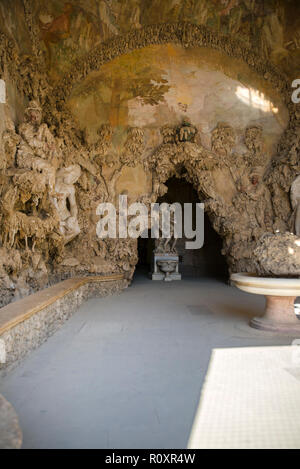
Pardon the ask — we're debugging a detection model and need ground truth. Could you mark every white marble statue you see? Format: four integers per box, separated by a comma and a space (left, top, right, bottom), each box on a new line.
291, 175, 300, 236
53, 165, 81, 245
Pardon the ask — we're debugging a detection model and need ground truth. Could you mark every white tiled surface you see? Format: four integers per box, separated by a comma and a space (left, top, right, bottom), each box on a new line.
188, 346, 300, 449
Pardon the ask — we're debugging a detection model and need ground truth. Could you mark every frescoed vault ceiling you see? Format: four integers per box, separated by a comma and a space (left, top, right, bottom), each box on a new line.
1, 0, 299, 82
68, 44, 288, 156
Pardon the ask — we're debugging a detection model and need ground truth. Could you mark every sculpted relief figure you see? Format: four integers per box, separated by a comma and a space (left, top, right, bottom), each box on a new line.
245, 125, 263, 154
211, 122, 265, 170
290, 175, 300, 236
161, 125, 176, 145
211, 122, 236, 160
154, 206, 179, 255
17, 101, 59, 194
155, 235, 178, 255
53, 165, 81, 245
175, 120, 197, 143
1, 116, 20, 170
94, 126, 144, 204
244, 125, 265, 167
149, 122, 219, 201
1, 186, 59, 252
235, 169, 273, 236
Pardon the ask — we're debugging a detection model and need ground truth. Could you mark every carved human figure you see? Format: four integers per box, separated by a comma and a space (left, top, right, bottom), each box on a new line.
160, 125, 176, 144
290, 175, 300, 236
211, 122, 236, 158
155, 236, 178, 255
94, 127, 144, 203
1, 116, 20, 170
235, 170, 273, 235
175, 121, 197, 143
245, 125, 263, 154
53, 165, 81, 244
17, 100, 59, 194
244, 125, 265, 167
154, 208, 178, 254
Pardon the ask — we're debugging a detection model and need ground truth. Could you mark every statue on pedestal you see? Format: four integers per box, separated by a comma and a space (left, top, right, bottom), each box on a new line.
152, 207, 181, 282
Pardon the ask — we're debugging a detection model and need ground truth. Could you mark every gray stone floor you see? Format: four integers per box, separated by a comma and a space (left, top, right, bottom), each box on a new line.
0, 272, 296, 449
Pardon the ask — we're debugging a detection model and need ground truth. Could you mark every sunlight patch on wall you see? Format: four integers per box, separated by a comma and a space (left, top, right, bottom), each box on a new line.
236, 86, 278, 114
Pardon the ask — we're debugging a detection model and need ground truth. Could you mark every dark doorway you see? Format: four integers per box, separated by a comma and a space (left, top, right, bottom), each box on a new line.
137, 177, 228, 279
137, 229, 154, 272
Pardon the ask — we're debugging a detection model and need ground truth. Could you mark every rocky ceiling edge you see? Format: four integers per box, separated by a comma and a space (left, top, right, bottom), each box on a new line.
16, 0, 300, 83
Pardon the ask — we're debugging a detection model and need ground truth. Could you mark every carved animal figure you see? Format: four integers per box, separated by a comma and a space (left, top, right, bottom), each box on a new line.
2, 210, 51, 252
1, 188, 59, 252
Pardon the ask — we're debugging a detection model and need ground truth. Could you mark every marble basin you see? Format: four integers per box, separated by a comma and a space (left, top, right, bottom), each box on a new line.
231, 273, 300, 334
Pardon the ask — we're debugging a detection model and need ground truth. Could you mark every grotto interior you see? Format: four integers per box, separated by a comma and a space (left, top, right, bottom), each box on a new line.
1, 1, 300, 304
1, 0, 300, 450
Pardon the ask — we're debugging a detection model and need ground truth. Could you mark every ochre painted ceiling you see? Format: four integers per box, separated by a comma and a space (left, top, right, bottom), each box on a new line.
68, 44, 287, 147
1, 0, 300, 82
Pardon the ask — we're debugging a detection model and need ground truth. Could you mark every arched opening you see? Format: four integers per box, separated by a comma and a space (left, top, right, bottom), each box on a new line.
136, 177, 228, 280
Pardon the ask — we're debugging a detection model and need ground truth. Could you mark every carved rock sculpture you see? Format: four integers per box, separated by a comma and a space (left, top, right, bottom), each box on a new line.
146, 120, 276, 274
245, 125, 263, 155
0, 247, 22, 307
17, 100, 59, 194
175, 120, 197, 143
1, 116, 20, 170
211, 122, 236, 159
53, 165, 81, 245
1, 12, 299, 305
0, 110, 279, 300
1, 187, 58, 252
154, 208, 179, 255
253, 232, 300, 278
0, 12, 299, 300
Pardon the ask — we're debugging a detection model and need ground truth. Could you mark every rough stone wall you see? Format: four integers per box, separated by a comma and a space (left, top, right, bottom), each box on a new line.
0, 2, 299, 305
0, 278, 127, 371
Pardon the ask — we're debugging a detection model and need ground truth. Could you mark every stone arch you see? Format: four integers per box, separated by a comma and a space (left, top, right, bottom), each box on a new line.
51, 21, 297, 190
46, 24, 299, 279
133, 121, 278, 275
153, 175, 228, 278
54, 21, 292, 109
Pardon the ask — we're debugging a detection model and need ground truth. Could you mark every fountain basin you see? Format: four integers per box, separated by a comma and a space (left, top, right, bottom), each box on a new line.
231, 273, 300, 334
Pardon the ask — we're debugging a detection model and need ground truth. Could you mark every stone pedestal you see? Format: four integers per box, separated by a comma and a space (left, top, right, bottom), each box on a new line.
231, 273, 300, 335
251, 295, 300, 333
151, 253, 181, 281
